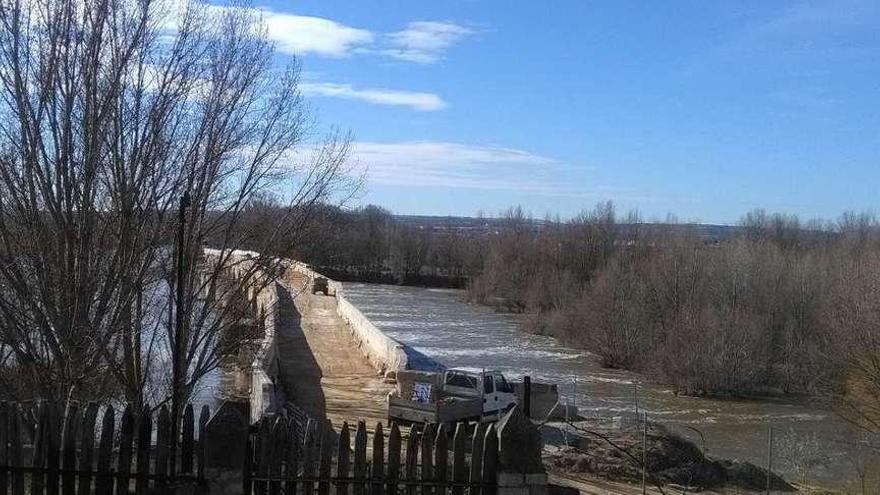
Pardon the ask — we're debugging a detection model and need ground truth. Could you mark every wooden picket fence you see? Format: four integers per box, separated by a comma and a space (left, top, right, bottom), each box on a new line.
0, 401, 210, 495
245, 415, 498, 495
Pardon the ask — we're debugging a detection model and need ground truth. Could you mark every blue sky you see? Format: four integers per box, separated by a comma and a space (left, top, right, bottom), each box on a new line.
248, 0, 879, 224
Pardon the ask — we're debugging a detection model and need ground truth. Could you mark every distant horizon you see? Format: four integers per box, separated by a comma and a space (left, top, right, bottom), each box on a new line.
248, 0, 880, 224
349, 201, 877, 228
174, 0, 880, 224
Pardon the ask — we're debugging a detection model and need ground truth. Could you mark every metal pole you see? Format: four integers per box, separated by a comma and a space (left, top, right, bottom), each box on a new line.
642, 411, 648, 494
634, 381, 639, 418
523, 375, 531, 419
562, 383, 569, 446
766, 426, 773, 494
480, 368, 485, 422
171, 191, 191, 476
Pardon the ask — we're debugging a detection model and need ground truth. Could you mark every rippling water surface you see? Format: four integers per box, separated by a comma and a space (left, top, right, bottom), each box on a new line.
343, 282, 858, 489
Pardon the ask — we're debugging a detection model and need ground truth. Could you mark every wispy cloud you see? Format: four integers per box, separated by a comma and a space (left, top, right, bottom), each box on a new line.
162, 1, 473, 63
380, 21, 475, 64
300, 83, 447, 111
753, 0, 880, 39
263, 13, 374, 58
351, 141, 625, 198
719, 0, 880, 62
158, 1, 373, 57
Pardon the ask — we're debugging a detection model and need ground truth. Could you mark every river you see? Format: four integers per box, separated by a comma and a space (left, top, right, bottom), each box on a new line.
342, 282, 860, 490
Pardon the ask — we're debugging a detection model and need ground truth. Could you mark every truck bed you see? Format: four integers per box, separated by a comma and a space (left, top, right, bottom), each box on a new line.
388, 395, 483, 424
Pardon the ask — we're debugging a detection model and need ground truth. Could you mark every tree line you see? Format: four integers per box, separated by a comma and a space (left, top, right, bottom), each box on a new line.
297, 203, 880, 437
293, 205, 483, 287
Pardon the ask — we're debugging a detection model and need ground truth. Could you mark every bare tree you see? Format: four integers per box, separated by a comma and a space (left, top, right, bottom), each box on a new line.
0, 0, 358, 427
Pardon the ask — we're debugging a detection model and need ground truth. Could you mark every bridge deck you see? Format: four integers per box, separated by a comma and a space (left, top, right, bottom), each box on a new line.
275, 271, 394, 430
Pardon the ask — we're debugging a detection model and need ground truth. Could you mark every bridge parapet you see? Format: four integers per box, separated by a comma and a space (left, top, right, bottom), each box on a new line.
203, 248, 282, 421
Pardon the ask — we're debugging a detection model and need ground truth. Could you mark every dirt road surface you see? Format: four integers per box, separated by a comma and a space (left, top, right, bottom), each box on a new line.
274, 271, 393, 431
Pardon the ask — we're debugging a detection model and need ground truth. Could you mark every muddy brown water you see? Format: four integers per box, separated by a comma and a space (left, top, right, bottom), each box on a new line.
342, 282, 862, 490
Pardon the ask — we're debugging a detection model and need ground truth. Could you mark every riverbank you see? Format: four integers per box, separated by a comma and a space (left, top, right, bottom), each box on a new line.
542, 421, 794, 493
340, 282, 865, 490
472, 294, 828, 401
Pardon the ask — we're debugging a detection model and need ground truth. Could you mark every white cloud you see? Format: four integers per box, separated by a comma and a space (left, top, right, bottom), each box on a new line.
160, 3, 473, 63
352, 141, 601, 195
382, 21, 475, 64
300, 83, 446, 111
158, 0, 373, 58
263, 12, 374, 58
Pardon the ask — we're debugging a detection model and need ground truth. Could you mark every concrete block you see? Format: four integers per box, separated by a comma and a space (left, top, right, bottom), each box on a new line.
204, 401, 248, 470
497, 406, 545, 474
498, 473, 525, 487
525, 473, 548, 485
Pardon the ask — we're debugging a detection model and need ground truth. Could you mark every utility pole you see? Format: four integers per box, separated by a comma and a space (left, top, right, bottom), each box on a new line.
766, 426, 774, 495
171, 191, 191, 477
642, 411, 648, 494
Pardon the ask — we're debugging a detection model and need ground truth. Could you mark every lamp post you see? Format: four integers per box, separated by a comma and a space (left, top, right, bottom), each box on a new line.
171, 191, 191, 476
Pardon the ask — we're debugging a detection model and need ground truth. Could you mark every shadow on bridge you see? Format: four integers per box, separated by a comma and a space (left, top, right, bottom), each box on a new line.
273, 284, 327, 420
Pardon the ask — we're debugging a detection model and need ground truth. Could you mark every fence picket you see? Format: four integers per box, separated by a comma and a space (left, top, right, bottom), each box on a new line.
61, 403, 80, 495
335, 422, 350, 495
95, 406, 115, 495
46, 404, 59, 495
9, 404, 22, 495
181, 404, 195, 474
243, 431, 254, 495
157, 406, 171, 491
135, 406, 151, 495
352, 421, 367, 495
404, 426, 419, 495
0, 402, 7, 495
370, 423, 384, 495
301, 419, 318, 495
116, 404, 134, 495
480, 426, 497, 495
451, 423, 467, 495
269, 417, 287, 495
318, 421, 334, 495
434, 423, 448, 495
32, 402, 49, 495
284, 417, 300, 495
255, 415, 273, 495
197, 405, 209, 484
468, 424, 487, 495
419, 423, 435, 495
387, 422, 401, 495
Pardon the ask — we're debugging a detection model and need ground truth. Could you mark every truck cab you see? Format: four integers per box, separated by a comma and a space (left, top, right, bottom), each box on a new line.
442, 367, 517, 419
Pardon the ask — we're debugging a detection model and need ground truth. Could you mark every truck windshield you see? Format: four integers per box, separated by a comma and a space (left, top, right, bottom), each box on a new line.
445, 372, 477, 389
494, 374, 513, 393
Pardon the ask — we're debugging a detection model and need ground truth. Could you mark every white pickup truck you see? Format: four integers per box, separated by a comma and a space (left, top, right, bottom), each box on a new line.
387, 367, 518, 425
